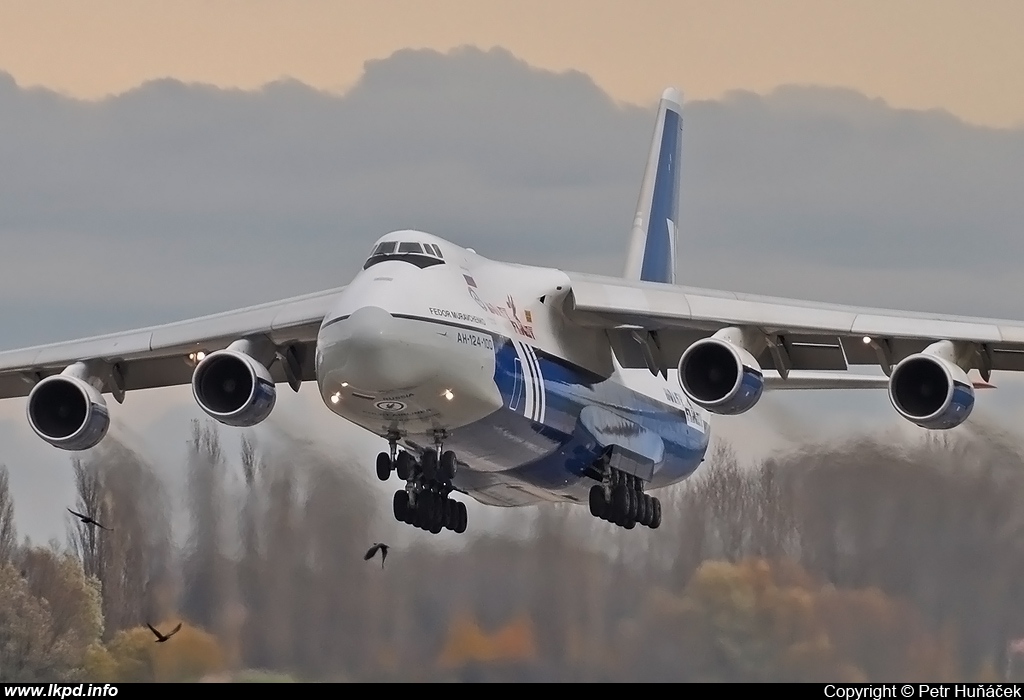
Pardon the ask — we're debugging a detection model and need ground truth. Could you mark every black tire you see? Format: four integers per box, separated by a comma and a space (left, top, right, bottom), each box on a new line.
429, 500, 443, 534
651, 498, 662, 529
612, 484, 629, 524
441, 450, 458, 480
612, 483, 629, 511
393, 490, 409, 521
455, 501, 468, 534
638, 495, 651, 526
624, 519, 636, 530
589, 485, 607, 518
396, 451, 414, 480
376, 452, 392, 481
421, 450, 438, 480
442, 499, 454, 529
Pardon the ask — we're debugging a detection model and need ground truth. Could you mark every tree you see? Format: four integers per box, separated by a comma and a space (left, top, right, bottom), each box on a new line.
103, 621, 227, 682
181, 420, 234, 639
0, 548, 104, 682
620, 557, 956, 682
19, 546, 104, 662
67, 440, 174, 639
0, 465, 15, 565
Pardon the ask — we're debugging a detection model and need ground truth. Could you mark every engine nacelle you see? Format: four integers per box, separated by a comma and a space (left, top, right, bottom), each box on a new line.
888, 353, 975, 430
26, 374, 110, 451
677, 336, 765, 415
191, 349, 277, 427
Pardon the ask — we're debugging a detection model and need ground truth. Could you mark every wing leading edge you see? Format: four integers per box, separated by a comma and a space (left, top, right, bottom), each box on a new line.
0, 286, 345, 401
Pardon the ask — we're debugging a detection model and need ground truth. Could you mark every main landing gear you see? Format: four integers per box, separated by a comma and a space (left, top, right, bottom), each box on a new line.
375, 430, 467, 535
589, 467, 661, 530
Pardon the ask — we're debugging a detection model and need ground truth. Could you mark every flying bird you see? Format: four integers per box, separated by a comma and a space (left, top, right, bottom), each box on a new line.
364, 542, 389, 569
147, 622, 182, 643
67, 508, 112, 531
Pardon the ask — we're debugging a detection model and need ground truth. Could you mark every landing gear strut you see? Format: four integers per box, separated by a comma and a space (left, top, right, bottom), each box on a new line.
588, 467, 661, 530
377, 430, 467, 534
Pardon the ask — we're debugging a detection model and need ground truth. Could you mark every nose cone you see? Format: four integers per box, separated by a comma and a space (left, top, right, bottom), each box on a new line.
320, 306, 442, 393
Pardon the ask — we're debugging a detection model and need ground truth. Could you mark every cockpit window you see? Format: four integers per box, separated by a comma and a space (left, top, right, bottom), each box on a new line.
363, 239, 446, 270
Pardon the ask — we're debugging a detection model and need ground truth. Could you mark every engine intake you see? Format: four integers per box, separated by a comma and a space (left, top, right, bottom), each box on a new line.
26, 375, 110, 451
677, 337, 765, 415
888, 353, 974, 430
191, 349, 277, 427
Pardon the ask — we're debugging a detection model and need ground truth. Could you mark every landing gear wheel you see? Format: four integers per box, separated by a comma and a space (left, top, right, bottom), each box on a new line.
638, 495, 652, 527
612, 484, 629, 524
393, 490, 409, 521
441, 500, 454, 530
395, 452, 414, 480
440, 451, 458, 480
626, 489, 639, 520
421, 500, 433, 531
376, 452, 392, 481
429, 497, 443, 534
421, 450, 438, 480
455, 501, 468, 534
589, 485, 607, 518
650, 498, 662, 529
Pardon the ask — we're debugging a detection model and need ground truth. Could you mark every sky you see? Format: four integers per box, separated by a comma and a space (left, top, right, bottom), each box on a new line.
2, 2, 1024, 544
3, 1, 1024, 129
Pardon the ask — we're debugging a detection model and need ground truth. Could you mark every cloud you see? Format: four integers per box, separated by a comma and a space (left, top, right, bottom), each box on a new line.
2, 45, 1024, 543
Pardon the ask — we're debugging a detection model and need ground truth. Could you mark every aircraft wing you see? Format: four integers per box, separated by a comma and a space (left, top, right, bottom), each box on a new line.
761, 371, 994, 391
0, 286, 346, 401
762, 372, 890, 390
560, 270, 1024, 383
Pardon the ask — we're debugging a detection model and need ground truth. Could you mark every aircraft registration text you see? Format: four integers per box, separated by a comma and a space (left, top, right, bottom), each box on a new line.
457, 332, 493, 349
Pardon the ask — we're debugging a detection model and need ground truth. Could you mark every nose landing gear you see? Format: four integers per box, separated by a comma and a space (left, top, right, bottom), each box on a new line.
377, 430, 467, 534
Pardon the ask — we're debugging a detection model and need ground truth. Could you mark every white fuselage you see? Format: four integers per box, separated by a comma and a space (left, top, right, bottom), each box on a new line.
312, 229, 711, 506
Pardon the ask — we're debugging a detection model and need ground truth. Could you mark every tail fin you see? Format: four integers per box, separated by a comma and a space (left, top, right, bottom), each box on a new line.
623, 88, 683, 285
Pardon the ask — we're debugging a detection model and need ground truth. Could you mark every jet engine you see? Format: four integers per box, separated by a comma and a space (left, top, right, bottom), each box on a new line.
677, 334, 765, 415
26, 374, 110, 451
191, 348, 276, 427
888, 352, 975, 430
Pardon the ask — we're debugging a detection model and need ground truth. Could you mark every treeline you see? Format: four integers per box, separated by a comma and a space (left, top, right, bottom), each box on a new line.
2, 418, 1024, 681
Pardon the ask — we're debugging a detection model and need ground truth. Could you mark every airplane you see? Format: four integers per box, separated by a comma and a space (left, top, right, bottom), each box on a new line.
0, 87, 1016, 536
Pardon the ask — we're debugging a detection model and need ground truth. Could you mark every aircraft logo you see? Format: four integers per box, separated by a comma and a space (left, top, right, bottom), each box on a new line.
376, 400, 407, 412
506, 296, 535, 339
464, 276, 535, 339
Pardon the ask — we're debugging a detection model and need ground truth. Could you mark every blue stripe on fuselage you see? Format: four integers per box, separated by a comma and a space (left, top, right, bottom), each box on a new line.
639, 107, 681, 285
398, 314, 709, 502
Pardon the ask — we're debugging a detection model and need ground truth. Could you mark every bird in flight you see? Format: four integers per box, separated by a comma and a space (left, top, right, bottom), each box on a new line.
147, 622, 182, 643
364, 542, 389, 569
67, 508, 112, 531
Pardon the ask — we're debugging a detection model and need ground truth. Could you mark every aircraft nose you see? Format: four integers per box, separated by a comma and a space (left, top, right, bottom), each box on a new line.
322, 306, 442, 393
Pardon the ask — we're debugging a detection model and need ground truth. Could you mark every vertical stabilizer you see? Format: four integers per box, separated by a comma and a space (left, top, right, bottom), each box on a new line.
623, 88, 683, 285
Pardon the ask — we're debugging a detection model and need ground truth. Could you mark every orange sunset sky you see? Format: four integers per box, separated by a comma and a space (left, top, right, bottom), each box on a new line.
1, 0, 1022, 127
